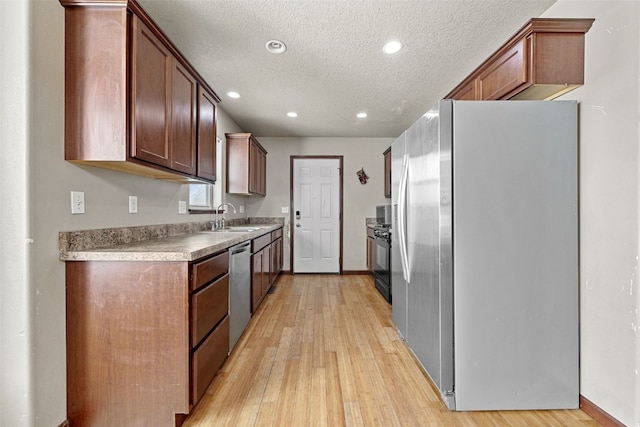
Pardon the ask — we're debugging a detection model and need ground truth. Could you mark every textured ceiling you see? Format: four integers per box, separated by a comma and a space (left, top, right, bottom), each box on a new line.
138, 0, 556, 138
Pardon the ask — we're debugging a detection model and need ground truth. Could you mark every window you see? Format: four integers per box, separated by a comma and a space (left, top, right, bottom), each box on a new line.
189, 183, 212, 209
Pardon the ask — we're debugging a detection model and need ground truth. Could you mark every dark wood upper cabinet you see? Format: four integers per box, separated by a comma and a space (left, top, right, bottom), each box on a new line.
169, 60, 198, 175
477, 38, 527, 100
383, 147, 391, 198
131, 16, 171, 168
196, 88, 218, 182
226, 133, 267, 196
446, 18, 594, 101
449, 80, 477, 101
60, 0, 220, 183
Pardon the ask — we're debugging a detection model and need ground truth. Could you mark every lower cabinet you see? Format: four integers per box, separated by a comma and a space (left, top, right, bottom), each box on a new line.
190, 251, 230, 404
367, 237, 374, 272
251, 227, 284, 313
65, 250, 230, 427
366, 227, 375, 273
262, 243, 272, 296
252, 249, 265, 312
192, 315, 229, 403
271, 231, 283, 282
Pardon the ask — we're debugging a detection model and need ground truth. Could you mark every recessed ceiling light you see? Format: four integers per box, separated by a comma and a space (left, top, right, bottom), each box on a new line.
357, 112, 368, 119
287, 112, 298, 118
383, 40, 403, 55
227, 91, 240, 99
266, 40, 287, 54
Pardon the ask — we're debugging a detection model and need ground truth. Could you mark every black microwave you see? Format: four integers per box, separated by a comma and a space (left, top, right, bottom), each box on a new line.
376, 205, 391, 225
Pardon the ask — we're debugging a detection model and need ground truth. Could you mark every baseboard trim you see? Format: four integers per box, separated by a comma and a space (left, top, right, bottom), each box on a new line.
58, 421, 69, 427
341, 270, 371, 275
580, 395, 626, 427
285, 270, 371, 275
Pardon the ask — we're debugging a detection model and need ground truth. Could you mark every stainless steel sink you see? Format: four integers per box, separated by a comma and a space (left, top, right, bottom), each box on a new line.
205, 226, 262, 233
228, 226, 262, 232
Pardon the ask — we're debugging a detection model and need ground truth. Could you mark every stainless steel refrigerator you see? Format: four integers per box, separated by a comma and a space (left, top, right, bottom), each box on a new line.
391, 100, 578, 411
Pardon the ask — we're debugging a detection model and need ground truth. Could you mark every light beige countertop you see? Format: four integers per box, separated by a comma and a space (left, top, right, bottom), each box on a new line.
59, 220, 284, 262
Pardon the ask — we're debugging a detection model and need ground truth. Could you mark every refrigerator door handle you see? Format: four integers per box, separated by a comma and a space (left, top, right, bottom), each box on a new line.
398, 153, 410, 283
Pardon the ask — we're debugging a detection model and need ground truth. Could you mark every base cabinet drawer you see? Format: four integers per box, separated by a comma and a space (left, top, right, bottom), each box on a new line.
271, 228, 283, 240
192, 315, 229, 404
192, 251, 229, 290
191, 274, 229, 346
252, 233, 271, 252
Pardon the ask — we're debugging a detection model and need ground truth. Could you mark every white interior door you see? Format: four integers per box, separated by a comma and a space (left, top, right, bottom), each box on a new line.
292, 157, 341, 273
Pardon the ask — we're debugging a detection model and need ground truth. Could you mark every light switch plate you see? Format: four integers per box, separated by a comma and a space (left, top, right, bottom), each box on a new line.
178, 201, 187, 214
281, 206, 289, 214
128, 196, 138, 214
239, 205, 245, 213
71, 191, 85, 214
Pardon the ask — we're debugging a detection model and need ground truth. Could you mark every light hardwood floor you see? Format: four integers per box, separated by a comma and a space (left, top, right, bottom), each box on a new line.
184, 274, 598, 427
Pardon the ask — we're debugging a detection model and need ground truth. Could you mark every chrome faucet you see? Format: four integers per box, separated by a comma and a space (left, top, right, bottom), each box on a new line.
213, 202, 236, 230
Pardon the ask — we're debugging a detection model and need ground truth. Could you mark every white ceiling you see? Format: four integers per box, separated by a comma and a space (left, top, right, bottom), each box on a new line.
138, 0, 556, 138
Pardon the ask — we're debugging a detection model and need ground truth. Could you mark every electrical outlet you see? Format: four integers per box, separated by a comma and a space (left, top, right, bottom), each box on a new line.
71, 191, 85, 214
128, 196, 138, 214
239, 205, 245, 213
281, 206, 289, 214
178, 201, 187, 214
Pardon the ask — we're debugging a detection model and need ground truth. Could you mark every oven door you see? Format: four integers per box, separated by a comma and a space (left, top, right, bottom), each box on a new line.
372, 236, 391, 303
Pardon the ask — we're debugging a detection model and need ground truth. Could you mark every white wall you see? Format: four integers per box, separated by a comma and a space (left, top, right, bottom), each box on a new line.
542, 1, 640, 426
248, 137, 393, 271
1, 1, 31, 425
0, 1, 245, 425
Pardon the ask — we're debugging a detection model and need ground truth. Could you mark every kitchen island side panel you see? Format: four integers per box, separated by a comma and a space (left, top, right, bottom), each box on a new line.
66, 261, 190, 426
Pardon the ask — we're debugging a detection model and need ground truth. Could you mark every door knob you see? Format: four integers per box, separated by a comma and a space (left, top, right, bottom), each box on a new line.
296, 223, 301, 227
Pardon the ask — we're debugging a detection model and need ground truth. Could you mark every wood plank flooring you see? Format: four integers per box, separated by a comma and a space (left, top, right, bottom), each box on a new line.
184, 274, 598, 427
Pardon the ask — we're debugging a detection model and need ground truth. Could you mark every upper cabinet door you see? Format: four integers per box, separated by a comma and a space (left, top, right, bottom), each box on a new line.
383, 147, 391, 198
250, 141, 267, 196
170, 60, 197, 175
197, 88, 217, 182
448, 80, 477, 101
477, 38, 528, 100
248, 141, 260, 194
131, 16, 171, 167
259, 149, 267, 196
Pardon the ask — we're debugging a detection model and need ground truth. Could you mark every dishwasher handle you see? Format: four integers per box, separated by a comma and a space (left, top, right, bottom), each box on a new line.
230, 241, 251, 255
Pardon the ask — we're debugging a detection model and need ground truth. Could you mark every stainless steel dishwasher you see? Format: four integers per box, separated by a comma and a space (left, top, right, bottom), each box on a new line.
228, 241, 251, 352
